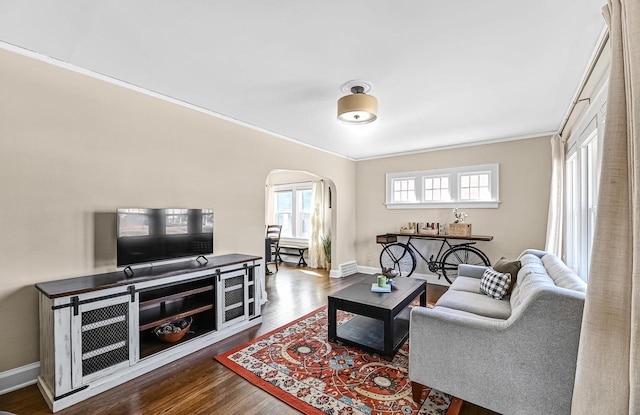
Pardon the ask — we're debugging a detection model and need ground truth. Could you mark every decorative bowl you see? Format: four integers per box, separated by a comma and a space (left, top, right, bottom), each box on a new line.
153, 316, 193, 343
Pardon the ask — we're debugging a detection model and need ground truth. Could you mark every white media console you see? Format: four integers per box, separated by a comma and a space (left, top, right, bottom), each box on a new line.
35, 254, 262, 412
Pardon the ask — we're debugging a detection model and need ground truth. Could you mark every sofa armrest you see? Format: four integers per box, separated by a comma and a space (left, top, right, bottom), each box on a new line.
518, 248, 547, 259
457, 264, 489, 279
409, 287, 585, 414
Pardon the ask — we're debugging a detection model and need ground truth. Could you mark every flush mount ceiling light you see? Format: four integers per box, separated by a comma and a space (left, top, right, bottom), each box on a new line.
337, 80, 377, 124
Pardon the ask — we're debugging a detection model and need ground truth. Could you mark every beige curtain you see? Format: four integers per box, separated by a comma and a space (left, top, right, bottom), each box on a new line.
545, 134, 564, 257
308, 180, 327, 268
571, 0, 640, 413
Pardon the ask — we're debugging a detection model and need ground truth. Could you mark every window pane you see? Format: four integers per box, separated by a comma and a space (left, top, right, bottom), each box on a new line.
425, 178, 432, 189
392, 179, 416, 203
425, 190, 433, 200
442, 177, 449, 188
276, 191, 293, 237
300, 212, 311, 238
301, 190, 312, 212
479, 187, 490, 200
459, 173, 491, 200
434, 189, 441, 200
276, 191, 292, 211
296, 189, 313, 238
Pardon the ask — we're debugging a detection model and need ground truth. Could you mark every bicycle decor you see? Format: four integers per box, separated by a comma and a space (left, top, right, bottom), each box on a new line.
377, 210, 492, 284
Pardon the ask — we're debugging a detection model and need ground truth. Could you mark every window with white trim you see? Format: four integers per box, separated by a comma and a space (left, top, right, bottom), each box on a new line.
273, 182, 312, 239
460, 172, 490, 201
564, 81, 606, 282
386, 164, 499, 209
424, 176, 450, 201
393, 178, 416, 202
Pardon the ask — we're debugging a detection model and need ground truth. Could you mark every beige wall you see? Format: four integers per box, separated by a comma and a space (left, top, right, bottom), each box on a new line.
0, 49, 356, 371
0, 47, 553, 374
355, 137, 552, 277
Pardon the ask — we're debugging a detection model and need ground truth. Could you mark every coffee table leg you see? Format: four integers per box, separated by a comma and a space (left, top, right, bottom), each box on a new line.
383, 313, 393, 358
420, 288, 427, 307
328, 299, 337, 341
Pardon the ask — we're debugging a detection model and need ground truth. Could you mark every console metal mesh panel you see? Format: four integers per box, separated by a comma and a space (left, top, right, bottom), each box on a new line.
224, 287, 243, 306
81, 303, 129, 377
224, 275, 243, 289
220, 273, 246, 323
225, 306, 244, 321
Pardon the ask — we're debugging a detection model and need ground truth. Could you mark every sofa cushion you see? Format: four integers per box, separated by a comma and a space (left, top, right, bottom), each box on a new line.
542, 254, 587, 292
493, 257, 521, 294
449, 276, 484, 294
480, 268, 511, 300
510, 253, 557, 315
435, 290, 512, 319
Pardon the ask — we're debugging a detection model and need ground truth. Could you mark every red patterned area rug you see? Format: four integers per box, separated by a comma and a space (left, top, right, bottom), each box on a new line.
215, 306, 462, 415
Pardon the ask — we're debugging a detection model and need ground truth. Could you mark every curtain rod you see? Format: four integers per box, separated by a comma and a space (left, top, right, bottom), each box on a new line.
558, 29, 609, 137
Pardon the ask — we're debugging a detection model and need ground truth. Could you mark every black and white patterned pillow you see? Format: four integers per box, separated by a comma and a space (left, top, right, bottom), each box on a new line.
480, 268, 512, 300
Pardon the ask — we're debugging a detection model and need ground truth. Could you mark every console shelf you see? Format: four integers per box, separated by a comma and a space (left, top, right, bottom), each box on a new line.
139, 303, 214, 331
139, 285, 213, 308
138, 277, 216, 331
139, 318, 216, 359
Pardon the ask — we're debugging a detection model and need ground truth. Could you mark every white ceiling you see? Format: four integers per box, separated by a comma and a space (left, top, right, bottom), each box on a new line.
0, 1, 606, 160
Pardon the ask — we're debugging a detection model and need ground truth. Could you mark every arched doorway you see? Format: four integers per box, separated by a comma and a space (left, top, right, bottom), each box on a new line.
265, 169, 336, 271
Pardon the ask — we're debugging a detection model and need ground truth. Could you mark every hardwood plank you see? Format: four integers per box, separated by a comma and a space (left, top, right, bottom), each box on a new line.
0, 264, 497, 415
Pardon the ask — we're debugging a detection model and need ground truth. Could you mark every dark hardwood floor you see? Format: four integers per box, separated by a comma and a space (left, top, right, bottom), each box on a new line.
1, 263, 497, 415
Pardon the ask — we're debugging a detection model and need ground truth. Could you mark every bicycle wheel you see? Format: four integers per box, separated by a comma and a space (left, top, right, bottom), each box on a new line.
440, 245, 490, 284
379, 242, 417, 277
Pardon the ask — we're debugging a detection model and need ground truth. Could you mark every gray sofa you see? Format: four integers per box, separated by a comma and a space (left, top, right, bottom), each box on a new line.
409, 249, 587, 415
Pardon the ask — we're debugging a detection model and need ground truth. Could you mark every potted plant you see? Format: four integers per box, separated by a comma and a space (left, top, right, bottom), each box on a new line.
321, 233, 331, 270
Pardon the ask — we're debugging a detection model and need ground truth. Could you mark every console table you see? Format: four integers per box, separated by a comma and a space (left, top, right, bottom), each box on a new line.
35, 254, 262, 412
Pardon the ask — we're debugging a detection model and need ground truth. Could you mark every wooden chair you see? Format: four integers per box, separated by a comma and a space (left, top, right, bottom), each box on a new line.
265, 225, 282, 273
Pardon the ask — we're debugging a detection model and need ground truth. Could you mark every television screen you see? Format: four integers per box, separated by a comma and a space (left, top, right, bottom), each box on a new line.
117, 208, 213, 267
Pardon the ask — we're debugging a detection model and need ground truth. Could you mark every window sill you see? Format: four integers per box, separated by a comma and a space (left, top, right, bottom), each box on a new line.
385, 201, 500, 209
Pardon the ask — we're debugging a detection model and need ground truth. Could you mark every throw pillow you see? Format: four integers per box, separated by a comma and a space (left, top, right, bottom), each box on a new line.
493, 257, 522, 294
480, 268, 512, 300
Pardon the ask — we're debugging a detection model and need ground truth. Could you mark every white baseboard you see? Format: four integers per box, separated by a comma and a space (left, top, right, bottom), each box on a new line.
356, 265, 379, 275
0, 362, 39, 395
329, 269, 343, 278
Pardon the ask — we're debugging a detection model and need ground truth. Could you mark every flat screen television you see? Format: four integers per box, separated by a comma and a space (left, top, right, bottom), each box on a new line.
116, 208, 214, 267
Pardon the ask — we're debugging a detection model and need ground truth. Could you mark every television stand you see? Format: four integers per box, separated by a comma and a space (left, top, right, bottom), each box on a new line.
35, 253, 262, 412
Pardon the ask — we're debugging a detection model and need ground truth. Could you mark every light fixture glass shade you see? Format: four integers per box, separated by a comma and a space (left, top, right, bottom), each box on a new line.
337, 92, 378, 124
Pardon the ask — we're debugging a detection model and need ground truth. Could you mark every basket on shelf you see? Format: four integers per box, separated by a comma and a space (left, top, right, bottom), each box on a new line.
449, 223, 472, 237
417, 222, 439, 235
376, 234, 397, 244
399, 222, 417, 234
153, 316, 193, 343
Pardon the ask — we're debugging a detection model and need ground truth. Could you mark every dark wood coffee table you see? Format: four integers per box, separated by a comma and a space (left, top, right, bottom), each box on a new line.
327, 276, 426, 359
